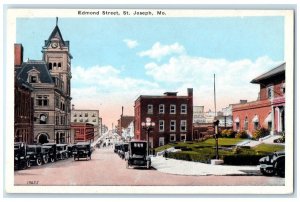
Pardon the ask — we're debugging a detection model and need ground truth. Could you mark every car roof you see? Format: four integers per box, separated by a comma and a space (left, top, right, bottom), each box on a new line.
43, 143, 56, 146
57, 144, 67, 146
76, 142, 90, 146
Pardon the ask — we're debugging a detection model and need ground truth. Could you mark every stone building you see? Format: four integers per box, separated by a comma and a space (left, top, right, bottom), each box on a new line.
134, 88, 193, 148
15, 21, 72, 144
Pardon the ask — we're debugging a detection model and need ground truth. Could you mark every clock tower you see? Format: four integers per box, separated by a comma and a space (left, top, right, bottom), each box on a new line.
41, 18, 72, 143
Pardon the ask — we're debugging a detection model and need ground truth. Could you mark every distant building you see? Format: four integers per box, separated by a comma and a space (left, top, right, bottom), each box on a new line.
70, 123, 94, 143
192, 123, 214, 139
232, 62, 285, 135
117, 106, 134, 137
134, 88, 193, 148
14, 44, 34, 144
193, 106, 205, 123
71, 109, 100, 142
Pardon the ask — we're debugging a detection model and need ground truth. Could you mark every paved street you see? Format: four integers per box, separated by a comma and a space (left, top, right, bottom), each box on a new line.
14, 147, 285, 186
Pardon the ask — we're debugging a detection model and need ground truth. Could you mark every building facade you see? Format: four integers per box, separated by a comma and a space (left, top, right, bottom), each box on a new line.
71, 109, 100, 142
15, 22, 72, 144
134, 88, 193, 148
117, 106, 134, 137
232, 63, 285, 136
14, 44, 34, 144
70, 123, 94, 143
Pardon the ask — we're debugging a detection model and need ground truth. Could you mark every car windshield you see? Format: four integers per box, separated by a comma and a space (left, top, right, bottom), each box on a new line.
27, 146, 36, 152
76, 145, 88, 150
57, 147, 64, 151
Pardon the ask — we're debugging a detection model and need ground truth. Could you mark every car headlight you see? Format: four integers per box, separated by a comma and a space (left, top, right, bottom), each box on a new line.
15, 157, 18, 160
20, 156, 24, 159
34, 155, 36, 158
266, 156, 269, 161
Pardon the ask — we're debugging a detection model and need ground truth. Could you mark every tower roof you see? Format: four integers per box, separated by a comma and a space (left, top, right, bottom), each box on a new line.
44, 24, 69, 49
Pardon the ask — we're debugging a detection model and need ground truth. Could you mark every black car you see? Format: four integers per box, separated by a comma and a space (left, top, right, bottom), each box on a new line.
14, 142, 30, 170
67, 144, 75, 157
125, 141, 151, 169
119, 143, 129, 159
27, 144, 48, 166
56, 144, 69, 160
73, 142, 92, 161
43, 143, 57, 162
259, 151, 285, 177
114, 144, 120, 153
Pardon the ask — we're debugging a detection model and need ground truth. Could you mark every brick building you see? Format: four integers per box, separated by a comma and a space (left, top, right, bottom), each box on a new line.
70, 123, 94, 143
134, 88, 193, 148
232, 62, 285, 136
70, 109, 101, 142
15, 21, 72, 144
117, 106, 134, 137
14, 44, 34, 144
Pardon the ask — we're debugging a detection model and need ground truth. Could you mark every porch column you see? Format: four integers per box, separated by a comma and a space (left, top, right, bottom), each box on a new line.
271, 107, 275, 135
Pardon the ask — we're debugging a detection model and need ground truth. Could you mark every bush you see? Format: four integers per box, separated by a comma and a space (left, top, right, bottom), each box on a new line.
222, 154, 266, 165
252, 127, 270, 140
220, 129, 236, 138
235, 130, 249, 139
166, 151, 214, 163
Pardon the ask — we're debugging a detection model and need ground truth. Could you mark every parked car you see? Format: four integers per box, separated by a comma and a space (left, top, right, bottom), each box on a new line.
56, 144, 69, 160
14, 142, 30, 170
125, 141, 151, 169
42, 143, 57, 162
114, 144, 120, 153
73, 142, 92, 161
67, 144, 75, 157
41, 145, 52, 164
259, 150, 285, 177
119, 143, 129, 159
27, 144, 48, 166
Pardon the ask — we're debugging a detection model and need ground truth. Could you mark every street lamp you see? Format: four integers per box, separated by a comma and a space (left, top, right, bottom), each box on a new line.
141, 117, 155, 156
213, 118, 220, 159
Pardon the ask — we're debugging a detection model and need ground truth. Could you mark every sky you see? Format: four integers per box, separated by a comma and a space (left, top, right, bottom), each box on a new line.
16, 16, 284, 127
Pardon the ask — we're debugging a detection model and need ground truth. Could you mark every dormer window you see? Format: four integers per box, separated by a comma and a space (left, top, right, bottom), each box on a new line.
27, 67, 40, 84
30, 76, 37, 83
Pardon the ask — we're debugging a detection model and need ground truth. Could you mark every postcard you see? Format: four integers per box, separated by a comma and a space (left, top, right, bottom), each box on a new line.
4, 7, 294, 195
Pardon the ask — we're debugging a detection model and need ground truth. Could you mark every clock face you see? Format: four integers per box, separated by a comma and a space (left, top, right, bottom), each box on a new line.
51, 42, 58, 48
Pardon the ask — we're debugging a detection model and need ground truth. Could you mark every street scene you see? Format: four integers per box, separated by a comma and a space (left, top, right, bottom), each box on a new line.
11, 9, 291, 191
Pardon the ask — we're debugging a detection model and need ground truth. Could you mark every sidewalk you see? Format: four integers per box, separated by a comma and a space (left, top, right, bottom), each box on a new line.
151, 156, 260, 176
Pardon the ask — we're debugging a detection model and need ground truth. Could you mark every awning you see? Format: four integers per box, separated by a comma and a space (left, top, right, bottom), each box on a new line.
234, 117, 240, 123
252, 115, 259, 122
264, 113, 272, 123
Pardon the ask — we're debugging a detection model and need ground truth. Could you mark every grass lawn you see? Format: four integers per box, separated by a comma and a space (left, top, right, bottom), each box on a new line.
254, 143, 285, 153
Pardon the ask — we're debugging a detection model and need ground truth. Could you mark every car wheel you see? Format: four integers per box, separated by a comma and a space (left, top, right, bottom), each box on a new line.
36, 158, 42, 166
26, 160, 31, 168
275, 161, 285, 178
260, 167, 275, 176
50, 157, 55, 163
43, 156, 49, 164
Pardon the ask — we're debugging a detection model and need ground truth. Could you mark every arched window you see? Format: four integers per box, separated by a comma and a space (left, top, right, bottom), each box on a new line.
40, 114, 47, 124
53, 62, 57, 67
58, 62, 61, 67
49, 63, 52, 70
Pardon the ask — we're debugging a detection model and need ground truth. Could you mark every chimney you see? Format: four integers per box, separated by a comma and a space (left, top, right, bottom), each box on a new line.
188, 88, 193, 97
14, 44, 23, 68
121, 106, 124, 117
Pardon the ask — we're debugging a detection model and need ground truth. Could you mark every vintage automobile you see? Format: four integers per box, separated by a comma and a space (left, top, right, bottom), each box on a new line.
27, 144, 48, 166
43, 143, 57, 162
56, 144, 69, 160
14, 142, 30, 170
118, 143, 129, 160
114, 144, 120, 153
73, 142, 92, 161
67, 144, 75, 157
125, 141, 151, 169
259, 150, 285, 177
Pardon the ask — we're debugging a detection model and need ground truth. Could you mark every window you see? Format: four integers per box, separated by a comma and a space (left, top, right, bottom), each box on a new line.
79, 112, 82, 117
170, 134, 176, 142
281, 83, 285, 95
74, 113, 77, 117
236, 122, 240, 131
74, 119, 77, 122
53, 62, 57, 67
85, 119, 89, 122
267, 86, 274, 99
48, 63, 52, 70
159, 120, 164, 132
92, 113, 96, 117
180, 120, 187, 132
180, 134, 186, 141
93, 119, 97, 122
181, 104, 187, 114
147, 104, 153, 114
58, 62, 61, 68
80, 118, 83, 122
254, 122, 259, 130
56, 116, 59, 125
40, 114, 47, 124
170, 120, 176, 132
268, 121, 272, 131
170, 105, 176, 114
244, 117, 248, 130
85, 113, 88, 117
159, 104, 165, 114
30, 76, 37, 83
159, 137, 165, 146
36, 96, 49, 106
